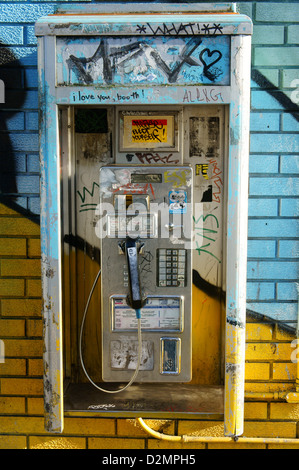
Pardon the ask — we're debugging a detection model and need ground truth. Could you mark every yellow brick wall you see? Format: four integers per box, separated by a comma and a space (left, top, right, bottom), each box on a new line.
0, 204, 298, 449
245, 319, 297, 391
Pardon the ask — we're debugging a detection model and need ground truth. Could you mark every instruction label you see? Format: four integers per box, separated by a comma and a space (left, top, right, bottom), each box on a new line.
112, 297, 182, 331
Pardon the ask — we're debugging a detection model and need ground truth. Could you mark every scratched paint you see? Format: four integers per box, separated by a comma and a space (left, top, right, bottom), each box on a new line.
224, 321, 246, 436
56, 36, 230, 86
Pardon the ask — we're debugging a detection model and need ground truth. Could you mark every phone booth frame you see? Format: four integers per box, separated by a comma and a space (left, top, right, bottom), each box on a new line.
36, 3, 252, 435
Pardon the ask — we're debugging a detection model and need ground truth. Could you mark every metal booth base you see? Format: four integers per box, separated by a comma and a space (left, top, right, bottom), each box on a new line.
64, 383, 224, 419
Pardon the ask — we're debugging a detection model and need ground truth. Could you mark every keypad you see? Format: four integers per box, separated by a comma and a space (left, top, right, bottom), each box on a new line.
157, 249, 187, 287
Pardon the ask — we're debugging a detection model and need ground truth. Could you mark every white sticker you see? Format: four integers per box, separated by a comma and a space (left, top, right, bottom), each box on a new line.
169, 190, 187, 214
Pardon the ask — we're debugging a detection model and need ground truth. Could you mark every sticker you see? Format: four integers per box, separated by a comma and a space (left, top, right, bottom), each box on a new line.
200, 184, 213, 202
112, 297, 182, 331
196, 163, 209, 179
131, 119, 168, 143
169, 190, 187, 214
121, 114, 176, 150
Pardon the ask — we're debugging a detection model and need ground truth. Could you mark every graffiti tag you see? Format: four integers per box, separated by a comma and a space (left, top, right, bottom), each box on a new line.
136, 22, 223, 36
194, 212, 221, 262
126, 152, 179, 165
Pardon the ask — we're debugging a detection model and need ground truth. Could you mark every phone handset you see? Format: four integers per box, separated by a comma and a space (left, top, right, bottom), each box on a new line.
124, 237, 146, 318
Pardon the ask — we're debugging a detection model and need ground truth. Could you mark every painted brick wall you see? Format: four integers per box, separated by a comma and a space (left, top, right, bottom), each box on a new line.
238, 2, 299, 329
0, 0, 298, 449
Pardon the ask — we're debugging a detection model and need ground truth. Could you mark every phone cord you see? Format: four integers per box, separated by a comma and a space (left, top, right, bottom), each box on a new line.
79, 268, 142, 394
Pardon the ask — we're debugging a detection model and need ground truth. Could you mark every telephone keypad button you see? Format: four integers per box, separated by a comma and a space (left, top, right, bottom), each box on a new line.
157, 249, 186, 287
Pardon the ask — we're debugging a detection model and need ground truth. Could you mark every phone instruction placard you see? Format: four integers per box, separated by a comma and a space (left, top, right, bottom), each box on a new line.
112, 296, 182, 331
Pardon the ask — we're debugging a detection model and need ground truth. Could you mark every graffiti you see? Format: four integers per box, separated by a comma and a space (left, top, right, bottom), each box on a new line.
135, 24, 147, 34
208, 158, 223, 203
201, 23, 224, 35
131, 119, 167, 143
164, 170, 187, 188
88, 404, 116, 410
199, 48, 223, 81
77, 182, 99, 212
148, 37, 203, 84
212, 176, 223, 203
77, 181, 99, 203
140, 250, 154, 274
141, 22, 197, 36
67, 39, 141, 85
136, 22, 223, 36
195, 240, 221, 262
183, 87, 224, 103
194, 212, 221, 263
72, 90, 140, 103
59, 36, 230, 86
111, 182, 155, 197
117, 92, 140, 102
126, 152, 180, 165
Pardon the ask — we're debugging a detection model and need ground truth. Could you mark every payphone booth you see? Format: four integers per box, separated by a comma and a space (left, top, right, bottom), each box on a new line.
36, 4, 252, 436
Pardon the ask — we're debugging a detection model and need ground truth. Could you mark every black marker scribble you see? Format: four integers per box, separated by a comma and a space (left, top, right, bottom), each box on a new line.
149, 37, 203, 83
200, 23, 224, 35
66, 37, 215, 85
67, 39, 143, 85
199, 48, 223, 81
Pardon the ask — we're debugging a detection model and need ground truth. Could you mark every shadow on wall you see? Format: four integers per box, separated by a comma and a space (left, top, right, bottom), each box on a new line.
0, 40, 38, 223
252, 69, 299, 123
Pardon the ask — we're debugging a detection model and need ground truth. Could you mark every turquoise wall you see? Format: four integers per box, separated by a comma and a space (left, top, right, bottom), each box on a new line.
237, 2, 298, 328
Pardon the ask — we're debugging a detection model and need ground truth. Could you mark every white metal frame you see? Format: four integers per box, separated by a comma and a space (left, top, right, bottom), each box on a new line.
36, 6, 252, 434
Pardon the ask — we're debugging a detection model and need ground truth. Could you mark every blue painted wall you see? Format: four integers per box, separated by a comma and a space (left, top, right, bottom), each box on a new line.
237, 2, 299, 328
0, 1, 298, 327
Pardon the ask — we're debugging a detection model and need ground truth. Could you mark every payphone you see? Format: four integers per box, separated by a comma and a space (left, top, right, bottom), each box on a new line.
36, 3, 252, 436
98, 165, 193, 383
78, 108, 194, 389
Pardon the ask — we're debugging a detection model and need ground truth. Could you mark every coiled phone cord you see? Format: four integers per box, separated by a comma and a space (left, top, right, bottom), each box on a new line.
79, 267, 142, 394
